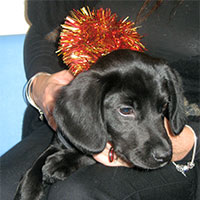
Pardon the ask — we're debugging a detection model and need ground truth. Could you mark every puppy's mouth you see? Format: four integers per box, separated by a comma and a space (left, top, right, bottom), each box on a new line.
129, 159, 170, 170
115, 150, 171, 170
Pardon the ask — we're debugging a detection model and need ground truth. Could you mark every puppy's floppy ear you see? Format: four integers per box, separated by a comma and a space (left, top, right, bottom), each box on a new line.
163, 65, 186, 135
54, 71, 107, 154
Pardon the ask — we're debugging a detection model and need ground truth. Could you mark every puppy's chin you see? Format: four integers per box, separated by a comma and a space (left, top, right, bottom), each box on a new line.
116, 149, 171, 169
130, 159, 170, 170
115, 151, 170, 169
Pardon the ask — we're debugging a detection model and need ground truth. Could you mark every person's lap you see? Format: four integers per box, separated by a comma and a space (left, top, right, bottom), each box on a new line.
48, 162, 197, 200
0, 110, 54, 200
1, 107, 199, 200
1, 136, 198, 200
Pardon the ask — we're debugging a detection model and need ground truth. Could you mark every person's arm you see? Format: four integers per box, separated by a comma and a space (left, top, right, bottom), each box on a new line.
24, 26, 62, 80
31, 70, 74, 130
24, 0, 98, 78
24, 24, 73, 129
24, 1, 90, 125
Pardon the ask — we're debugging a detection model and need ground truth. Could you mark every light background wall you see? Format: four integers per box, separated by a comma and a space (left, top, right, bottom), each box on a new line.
0, 0, 29, 155
0, 0, 29, 35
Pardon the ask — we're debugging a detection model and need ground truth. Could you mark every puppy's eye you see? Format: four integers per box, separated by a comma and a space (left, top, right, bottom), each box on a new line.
119, 107, 134, 116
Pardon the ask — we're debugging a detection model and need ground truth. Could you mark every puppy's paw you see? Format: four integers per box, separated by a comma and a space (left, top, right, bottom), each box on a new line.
42, 151, 69, 184
43, 166, 68, 184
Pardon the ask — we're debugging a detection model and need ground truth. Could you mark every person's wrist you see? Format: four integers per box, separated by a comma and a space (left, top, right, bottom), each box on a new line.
26, 72, 51, 120
170, 126, 195, 161
31, 72, 51, 106
164, 118, 195, 162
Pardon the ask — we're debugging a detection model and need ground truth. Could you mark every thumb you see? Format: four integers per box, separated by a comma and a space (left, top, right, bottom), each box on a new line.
53, 70, 74, 85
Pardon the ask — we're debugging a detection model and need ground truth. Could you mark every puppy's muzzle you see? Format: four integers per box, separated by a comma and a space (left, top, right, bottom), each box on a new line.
152, 148, 172, 164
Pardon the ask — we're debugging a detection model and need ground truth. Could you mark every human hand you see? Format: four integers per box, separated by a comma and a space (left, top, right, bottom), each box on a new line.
164, 118, 195, 162
31, 70, 74, 130
93, 143, 132, 167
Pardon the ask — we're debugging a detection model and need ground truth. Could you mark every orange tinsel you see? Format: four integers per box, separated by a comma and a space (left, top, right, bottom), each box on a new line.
57, 7, 146, 76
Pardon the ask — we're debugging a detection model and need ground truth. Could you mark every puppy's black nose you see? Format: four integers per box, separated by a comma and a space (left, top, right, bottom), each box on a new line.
152, 149, 172, 163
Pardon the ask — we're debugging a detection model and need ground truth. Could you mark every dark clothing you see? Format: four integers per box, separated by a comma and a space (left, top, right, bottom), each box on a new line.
25, 0, 200, 77
1, 1, 200, 200
1, 109, 200, 200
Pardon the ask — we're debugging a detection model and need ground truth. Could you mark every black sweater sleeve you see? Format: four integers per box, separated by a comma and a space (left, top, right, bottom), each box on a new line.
24, 0, 97, 79
24, 26, 62, 79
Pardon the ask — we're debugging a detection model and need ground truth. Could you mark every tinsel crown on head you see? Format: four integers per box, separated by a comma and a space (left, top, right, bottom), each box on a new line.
57, 7, 146, 76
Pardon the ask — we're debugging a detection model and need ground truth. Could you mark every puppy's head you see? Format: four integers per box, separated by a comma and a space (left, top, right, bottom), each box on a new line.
54, 49, 186, 169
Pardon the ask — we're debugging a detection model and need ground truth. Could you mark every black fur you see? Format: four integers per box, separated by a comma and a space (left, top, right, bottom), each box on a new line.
14, 50, 186, 200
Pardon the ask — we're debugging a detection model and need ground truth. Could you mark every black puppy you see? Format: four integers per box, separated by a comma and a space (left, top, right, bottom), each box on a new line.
14, 49, 186, 200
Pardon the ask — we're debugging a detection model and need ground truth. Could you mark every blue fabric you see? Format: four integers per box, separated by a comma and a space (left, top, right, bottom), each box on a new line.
0, 34, 27, 156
